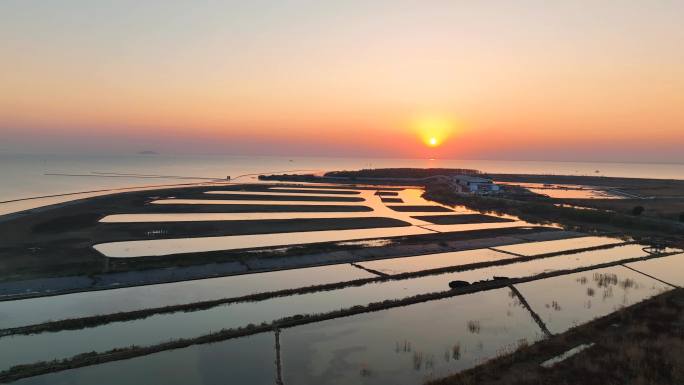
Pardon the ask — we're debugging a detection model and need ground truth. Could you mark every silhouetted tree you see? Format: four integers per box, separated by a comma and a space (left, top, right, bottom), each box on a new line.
632, 206, 645, 216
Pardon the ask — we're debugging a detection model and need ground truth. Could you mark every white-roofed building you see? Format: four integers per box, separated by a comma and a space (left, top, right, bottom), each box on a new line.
452, 175, 500, 193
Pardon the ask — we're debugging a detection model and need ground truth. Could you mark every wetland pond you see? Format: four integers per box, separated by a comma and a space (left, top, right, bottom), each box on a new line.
0, 243, 666, 371
515, 265, 673, 334
0, 264, 375, 330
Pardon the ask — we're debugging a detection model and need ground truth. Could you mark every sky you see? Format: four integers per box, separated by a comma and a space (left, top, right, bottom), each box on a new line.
1, 1, 683, 162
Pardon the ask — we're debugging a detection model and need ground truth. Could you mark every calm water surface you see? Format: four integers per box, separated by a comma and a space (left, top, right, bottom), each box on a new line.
0, 243, 660, 370
281, 288, 543, 385
357, 248, 518, 275
93, 226, 434, 258
2, 153, 682, 205
625, 253, 684, 286
14, 333, 275, 385
493, 236, 625, 256
0, 264, 375, 330
516, 266, 672, 334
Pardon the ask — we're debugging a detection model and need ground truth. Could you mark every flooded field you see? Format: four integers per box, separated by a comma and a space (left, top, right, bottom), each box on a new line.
0, 243, 667, 371
493, 236, 625, 256
423, 221, 532, 233
2, 181, 681, 384
0, 264, 375, 330
94, 226, 434, 258
280, 289, 543, 385
625, 253, 684, 286
442, 244, 653, 283
100, 212, 386, 222
497, 182, 624, 199
205, 190, 361, 198
13, 333, 275, 385
515, 266, 673, 333
0, 269, 488, 370
357, 248, 518, 275
150, 198, 366, 206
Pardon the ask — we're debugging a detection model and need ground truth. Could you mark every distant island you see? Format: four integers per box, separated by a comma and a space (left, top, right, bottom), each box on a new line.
137, 150, 159, 155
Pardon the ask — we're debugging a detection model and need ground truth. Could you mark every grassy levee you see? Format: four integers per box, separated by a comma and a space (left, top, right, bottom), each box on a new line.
0, 249, 679, 383
0, 240, 642, 338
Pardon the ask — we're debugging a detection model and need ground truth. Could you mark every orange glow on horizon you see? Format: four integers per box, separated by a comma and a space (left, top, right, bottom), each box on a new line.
413, 115, 458, 148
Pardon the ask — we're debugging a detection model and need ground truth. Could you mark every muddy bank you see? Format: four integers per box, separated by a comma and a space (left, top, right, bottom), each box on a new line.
172, 192, 365, 202
412, 214, 514, 225
388, 205, 453, 212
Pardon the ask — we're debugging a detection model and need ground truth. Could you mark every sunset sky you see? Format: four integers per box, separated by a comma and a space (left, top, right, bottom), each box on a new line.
1, 1, 683, 162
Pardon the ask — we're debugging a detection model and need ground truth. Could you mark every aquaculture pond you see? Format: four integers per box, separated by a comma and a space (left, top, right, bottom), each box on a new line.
423, 221, 532, 233
493, 236, 625, 256
0, 264, 375, 330
93, 226, 434, 258
0, 255, 578, 371
625, 253, 684, 286
266, 187, 363, 194
359, 243, 652, 282
13, 333, 276, 385
440, 244, 653, 284
100, 212, 385, 222
99, 204, 478, 225
280, 288, 543, 385
204, 190, 361, 197
515, 265, 673, 334
0, 244, 656, 371
496, 182, 624, 199
150, 198, 365, 206
357, 248, 518, 275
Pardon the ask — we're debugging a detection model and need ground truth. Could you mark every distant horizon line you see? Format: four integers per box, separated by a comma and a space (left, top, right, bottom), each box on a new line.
2, 150, 684, 167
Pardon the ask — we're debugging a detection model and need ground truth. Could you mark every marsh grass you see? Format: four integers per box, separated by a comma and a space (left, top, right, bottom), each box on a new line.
427, 288, 684, 385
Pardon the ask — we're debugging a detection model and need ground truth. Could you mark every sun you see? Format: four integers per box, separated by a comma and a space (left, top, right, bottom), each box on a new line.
412, 115, 456, 148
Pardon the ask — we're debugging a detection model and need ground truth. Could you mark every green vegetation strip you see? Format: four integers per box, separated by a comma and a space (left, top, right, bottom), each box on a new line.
0, 241, 638, 338
0, 250, 679, 383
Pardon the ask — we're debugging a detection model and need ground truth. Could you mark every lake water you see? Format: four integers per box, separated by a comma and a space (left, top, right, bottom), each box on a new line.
2, 153, 683, 204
